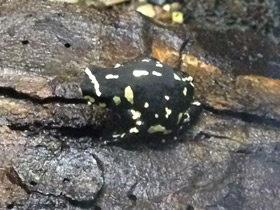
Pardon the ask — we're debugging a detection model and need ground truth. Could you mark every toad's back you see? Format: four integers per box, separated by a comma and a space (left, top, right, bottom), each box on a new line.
81, 58, 201, 144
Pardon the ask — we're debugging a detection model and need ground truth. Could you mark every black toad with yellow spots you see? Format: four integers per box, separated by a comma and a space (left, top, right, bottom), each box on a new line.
81, 58, 201, 144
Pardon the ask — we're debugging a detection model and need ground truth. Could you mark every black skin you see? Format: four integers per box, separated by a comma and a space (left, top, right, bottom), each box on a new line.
81, 58, 201, 144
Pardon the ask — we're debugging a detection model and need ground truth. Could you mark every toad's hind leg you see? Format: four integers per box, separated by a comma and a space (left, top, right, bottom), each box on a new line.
101, 108, 145, 144
176, 100, 202, 138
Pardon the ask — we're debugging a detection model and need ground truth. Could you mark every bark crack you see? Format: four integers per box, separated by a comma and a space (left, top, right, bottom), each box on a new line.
0, 87, 87, 105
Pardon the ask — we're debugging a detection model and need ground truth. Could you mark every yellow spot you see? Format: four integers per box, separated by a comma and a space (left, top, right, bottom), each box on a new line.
147, 125, 172, 135
124, 86, 134, 104
183, 87, 187, 96
129, 127, 139, 133
131, 109, 141, 120
144, 102, 149, 108
165, 107, 172, 119
84, 96, 95, 104
177, 113, 183, 124
99, 103, 106, 108
113, 96, 121, 106
172, 11, 183, 23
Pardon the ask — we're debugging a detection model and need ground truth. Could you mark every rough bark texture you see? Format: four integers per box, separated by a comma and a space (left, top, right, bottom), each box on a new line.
0, 0, 280, 209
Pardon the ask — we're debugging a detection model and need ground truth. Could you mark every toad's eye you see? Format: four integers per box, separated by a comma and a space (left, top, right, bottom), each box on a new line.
81, 58, 201, 144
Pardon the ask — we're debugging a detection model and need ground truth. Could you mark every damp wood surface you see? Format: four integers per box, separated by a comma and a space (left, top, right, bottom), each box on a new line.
0, 0, 280, 209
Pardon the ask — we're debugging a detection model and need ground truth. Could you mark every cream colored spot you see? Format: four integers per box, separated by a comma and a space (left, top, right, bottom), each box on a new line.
136, 4, 156, 18
183, 87, 187, 96
121, 133, 126, 138
133, 70, 149, 77
152, 71, 162, 76
163, 4, 171, 11
156, 63, 163, 68
131, 109, 141, 120
155, 114, 159, 118
144, 102, 149, 108
112, 134, 121, 138
183, 112, 190, 123
129, 127, 139, 133
99, 103, 106, 108
136, 120, 142, 126
190, 82, 194, 87
105, 74, 119, 79
124, 86, 134, 104
113, 96, 121, 106
177, 113, 183, 124
164, 95, 170, 101
165, 107, 172, 119
114, 63, 122, 68
142, 58, 151, 62
50, 0, 79, 3
85, 68, 101, 96
147, 125, 172, 135
182, 76, 193, 82
173, 73, 181, 81
192, 101, 201, 106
